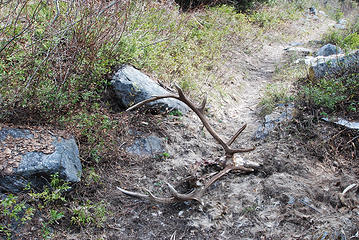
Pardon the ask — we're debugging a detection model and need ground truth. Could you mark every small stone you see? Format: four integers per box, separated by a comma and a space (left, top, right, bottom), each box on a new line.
317, 44, 343, 57
254, 104, 295, 140
338, 19, 347, 25
318, 11, 327, 16
309, 7, 317, 15
335, 24, 346, 30
126, 135, 165, 157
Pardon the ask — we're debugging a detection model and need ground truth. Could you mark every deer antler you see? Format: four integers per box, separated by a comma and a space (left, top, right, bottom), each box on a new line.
118, 85, 258, 204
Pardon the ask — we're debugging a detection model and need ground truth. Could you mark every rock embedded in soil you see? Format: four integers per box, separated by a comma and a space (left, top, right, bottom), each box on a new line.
335, 19, 347, 30
0, 127, 82, 193
285, 46, 313, 56
309, 7, 317, 15
254, 104, 295, 140
322, 117, 359, 130
111, 65, 188, 113
126, 134, 166, 157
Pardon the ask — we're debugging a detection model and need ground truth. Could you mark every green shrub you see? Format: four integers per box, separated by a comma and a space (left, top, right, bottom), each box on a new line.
0, 194, 35, 239
323, 18, 359, 51
0, 173, 69, 239
71, 201, 108, 228
343, 32, 359, 49
259, 83, 293, 115
301, 73, 359, 115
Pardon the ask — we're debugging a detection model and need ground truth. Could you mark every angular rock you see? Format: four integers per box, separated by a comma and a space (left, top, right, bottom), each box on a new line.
288, 42, 304, 47
285, 46, 313, 56
338, 19, 347, 25
309, 7, 317, 15
334, 24, 346, 30
111, 65, 188, 113
0, 127, 82, 193
322, 117, 359, 130
254, 104, 295, 140
308, 50, 359, 80
126, 135, 165, 157
335, 19, 347, 29
316, 44, 343, 57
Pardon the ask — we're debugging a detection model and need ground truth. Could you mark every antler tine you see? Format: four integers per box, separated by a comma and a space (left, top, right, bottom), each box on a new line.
230, 147, 256, 154
127, 85, 253, 156
199, 95, 207, 113
126, 94, 178, 112
227, 124, 247, 146
117, 186, 177, 204
165, 182, 203, 204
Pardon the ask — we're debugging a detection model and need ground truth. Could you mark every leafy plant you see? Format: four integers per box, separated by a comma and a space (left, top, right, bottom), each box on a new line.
0, 194, 35, 239
343, 32, 359, 50
27, 173, 71, 207
259, 83, 292, 116
168, 110, 183, 117
323, 17, 359, 51
334, 10, 344, 22
300, 73, 359, 116
71, 201, 108, 228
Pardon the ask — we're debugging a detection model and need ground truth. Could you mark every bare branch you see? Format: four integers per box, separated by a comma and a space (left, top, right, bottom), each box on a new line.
51, 0, 60, 25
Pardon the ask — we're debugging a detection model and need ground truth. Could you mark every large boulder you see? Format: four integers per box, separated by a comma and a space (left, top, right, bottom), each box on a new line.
308, 50, 359, 80
111, 65, 188, 113
0, 127, 82, 193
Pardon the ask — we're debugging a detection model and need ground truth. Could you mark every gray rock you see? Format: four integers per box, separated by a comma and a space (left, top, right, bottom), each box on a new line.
254, 104, 295, 140
338, 19, 347, 25
309, 7, 317, 15
317, 44, 343, 57
308, 50, 359, 80
111, 65, 188, 113
0, 128, 82, 193
322, 117, 359, 130
288, 42, 304, 47
126, 135, 165, 157
318, 11, 327, 17
285, 46, 313, 56
335, 24, 346, 30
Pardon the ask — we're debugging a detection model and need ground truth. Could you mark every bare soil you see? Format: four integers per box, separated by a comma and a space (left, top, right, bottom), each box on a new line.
12, 8, 359, 240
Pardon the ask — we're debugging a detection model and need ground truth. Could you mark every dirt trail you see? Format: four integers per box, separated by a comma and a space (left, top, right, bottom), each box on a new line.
113, 12, 359, 240
212, 13, 337, 139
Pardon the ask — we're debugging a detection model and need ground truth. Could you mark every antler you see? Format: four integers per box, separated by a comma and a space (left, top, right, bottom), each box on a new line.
118, 85, 258, 204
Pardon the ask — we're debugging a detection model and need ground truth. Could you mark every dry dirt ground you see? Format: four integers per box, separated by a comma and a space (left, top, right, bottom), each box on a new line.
28, 8, 359, 240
